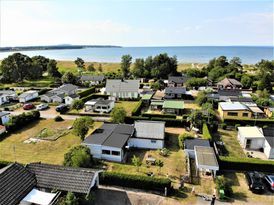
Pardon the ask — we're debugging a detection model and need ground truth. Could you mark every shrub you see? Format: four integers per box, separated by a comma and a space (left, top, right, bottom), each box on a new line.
220, 123, 227, 130
202, 123, 212, 140
5, 111, 40, 131
100, 172, 171, 193
216, 176, 233, 197
111, 107, 127, 123
78, 87, 95, 98
54, 115, 63, 122
159, 148, 171, 157
131, 100, 144, 116
178, 133, 194, 149
235, 124, 241, 130
219, 156, 274, 172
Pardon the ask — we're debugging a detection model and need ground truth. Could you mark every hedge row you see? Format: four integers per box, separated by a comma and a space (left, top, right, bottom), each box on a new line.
131, 100, 144, 116
38, 88, 51, 95
100, 172, 171, 193
78, 87, 96, 98
81, 93, 109, 102
125, 116, 150, 124
141, 113, 177, 119
223, 118, 274, 127
65, 112, 110, 118
202, 123, 212, 140
219, 156, 274, 172
5, 111, 40, 131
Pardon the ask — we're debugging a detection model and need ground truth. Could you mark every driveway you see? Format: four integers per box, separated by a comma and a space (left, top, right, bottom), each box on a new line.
9, 106, 111, 122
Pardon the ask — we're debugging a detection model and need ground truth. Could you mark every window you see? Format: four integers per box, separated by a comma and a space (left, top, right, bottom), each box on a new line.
102, 150, 111, 155
227, 112, 238, 116
112, 151, 120, 156
242, 113, 249, 117
151, 140, 157, 143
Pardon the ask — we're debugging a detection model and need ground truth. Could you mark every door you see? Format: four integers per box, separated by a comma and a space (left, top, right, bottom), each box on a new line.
246, 139, 251, 149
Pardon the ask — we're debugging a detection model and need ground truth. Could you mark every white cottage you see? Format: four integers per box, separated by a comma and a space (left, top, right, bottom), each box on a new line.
128, 121, 165, 149
0, 112, 10, 125
18, 90, 39, 103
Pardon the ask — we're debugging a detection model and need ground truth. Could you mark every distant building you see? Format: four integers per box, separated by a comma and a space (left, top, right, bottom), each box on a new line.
80, 75, 105, 85
105, 79, 140, 99
168, 76, 187, 87
217, 78, 242, 90
0, 90, 17, 105
164, 87, 187, 99
64, 94, 80, 105
18, 90, 39, 103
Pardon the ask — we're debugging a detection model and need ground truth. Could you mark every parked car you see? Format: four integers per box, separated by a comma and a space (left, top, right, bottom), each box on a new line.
245, 172, 265, 193
264, 175, 274, 191
23, 103, 35, 110
36, 103, 49, 111
56, 104, 69, 113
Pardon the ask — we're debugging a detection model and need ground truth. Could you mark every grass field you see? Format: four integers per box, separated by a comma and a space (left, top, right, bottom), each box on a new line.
0, 76, 54, 88
115, 101, 139, 116
0, 119, 102, 165
105, 128, 186, 186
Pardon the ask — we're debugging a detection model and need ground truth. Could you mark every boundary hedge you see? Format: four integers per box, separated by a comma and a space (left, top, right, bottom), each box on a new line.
78, 87, 95, 98
81, 93, 109, 102
223, 118, 274, 127
202, 123, 212, 140
131, 100, 144, 116
219, 156, 274, 172
141, 113, 177, 119
100, 172, 171, 193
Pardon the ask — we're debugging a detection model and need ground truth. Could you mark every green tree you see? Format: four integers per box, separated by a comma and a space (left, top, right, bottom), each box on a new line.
187, 110, 204, 130
121, 54, 132, 78
72, 99, 84, 112
186, 78, 208, 88
195, 91, 208, 106
87, 63, 95, 72
74, 57, 85, 69
131, 155, 142, 172
98, 63, 103, 72
151, 80, 165, 90
64, 192, 79, 205
73, 117, 94, 140
155, 159, 164, 174
62, 71, 78, 84
111, 107, 127, 123
132, 58, 145, 78
47, 59, 61, 78
63, 145, 93, 168
241, 75, 252, 89
31, 55, 49, 72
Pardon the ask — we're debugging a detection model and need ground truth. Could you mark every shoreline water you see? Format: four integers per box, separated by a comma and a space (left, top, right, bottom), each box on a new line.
0, 46, 273, 64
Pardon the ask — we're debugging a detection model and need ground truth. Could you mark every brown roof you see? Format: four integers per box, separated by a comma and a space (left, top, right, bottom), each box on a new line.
217, 78, 242, 87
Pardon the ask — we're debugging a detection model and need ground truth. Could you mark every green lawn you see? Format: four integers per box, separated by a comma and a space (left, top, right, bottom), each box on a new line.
0, 119, 102, 165
115, 101, 139, 116
105, 130, 186, 186
218, 129, 246, 158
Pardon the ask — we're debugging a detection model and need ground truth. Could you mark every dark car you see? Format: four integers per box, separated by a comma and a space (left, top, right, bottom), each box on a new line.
23, 103, 35, 110
245, 172, 265, 193
264, 175, 274, 192
56, 104, 69, 113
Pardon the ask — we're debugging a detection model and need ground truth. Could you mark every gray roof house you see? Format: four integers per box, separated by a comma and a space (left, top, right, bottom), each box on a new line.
81, 75, 105, 85
168, 76, 188, 87
105, 79, 140, 99
58, 84, 78, 95
83, 123, 135, 162
217, 78, 243, 90
128, 121, 166, 149
184, 139, 210, 159
164, 87, 187, 99
0, 162, 101, 205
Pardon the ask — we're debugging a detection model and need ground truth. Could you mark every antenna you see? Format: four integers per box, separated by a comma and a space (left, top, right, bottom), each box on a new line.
13, 144, 16, 162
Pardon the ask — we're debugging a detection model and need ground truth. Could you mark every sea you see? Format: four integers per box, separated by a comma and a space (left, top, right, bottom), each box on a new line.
0, 46, 273, 64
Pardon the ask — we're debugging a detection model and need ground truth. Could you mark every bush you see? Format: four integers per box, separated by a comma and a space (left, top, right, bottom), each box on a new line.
124, 116, 150, 124
202, 123, 212, 140
216, 176, 233, 197
235, 124, 241, 130
100, 172, 171, 193
178, 133, 194, 149
78, 87, 95, 98
223, 118, 274, 127
131, 100, 144, 116
54, 115, 63, 122
5, 111, 40, 131
220, 123, 227, 130
219, 156, 274, 172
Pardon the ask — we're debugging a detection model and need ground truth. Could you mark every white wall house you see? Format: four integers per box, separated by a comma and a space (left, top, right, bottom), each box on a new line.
18, 90, 39, 103
0, 112, 10, 125
0, 90, 17, 105
84, 99, 115, 113
128, 121, 165, 149
0, 95, 8, 105
83, 123, 134, 162
64, 94, 80, 105
105, 79, 140, 99
237, 127, 265, 150
184, 139, 210, 159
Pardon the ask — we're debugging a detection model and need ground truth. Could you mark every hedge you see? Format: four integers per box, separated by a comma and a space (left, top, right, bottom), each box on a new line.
5, 111, 40, 131
223, 118, 274, 127
125, 116, 150, 124
141, 113, 177, 119
150, 117, 188, 127
202, 123, 212, 140
178, 133, 194, 149
78, 87, 95, 98
38, 88, 51, 95
100, 172, 171, 193
65, 112, 110, 118
131, 100, 144, 116
219, 156, 274, 172
81, 93, 109, 103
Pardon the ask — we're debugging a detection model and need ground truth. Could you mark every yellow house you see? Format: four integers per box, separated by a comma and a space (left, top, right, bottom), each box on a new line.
218, 102, 252, 119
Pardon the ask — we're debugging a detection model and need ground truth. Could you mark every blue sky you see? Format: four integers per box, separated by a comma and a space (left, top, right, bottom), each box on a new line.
0, 0, 273, 46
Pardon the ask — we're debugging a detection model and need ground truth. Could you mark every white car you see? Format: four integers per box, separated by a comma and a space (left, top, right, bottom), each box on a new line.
36, 103, 49, 110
